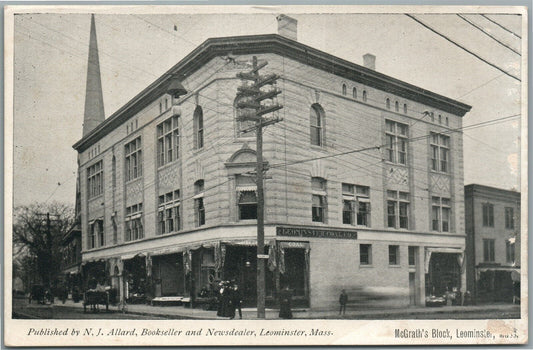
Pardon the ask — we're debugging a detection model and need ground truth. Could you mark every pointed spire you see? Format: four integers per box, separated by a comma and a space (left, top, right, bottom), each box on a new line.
82, 14, 105, 136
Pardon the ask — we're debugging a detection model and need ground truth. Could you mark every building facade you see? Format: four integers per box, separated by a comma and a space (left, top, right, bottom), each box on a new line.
73, 16, 471, 310
464, 184, 520, 303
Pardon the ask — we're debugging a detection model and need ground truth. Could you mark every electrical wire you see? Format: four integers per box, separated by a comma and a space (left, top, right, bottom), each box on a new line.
405, 14, 520, 82
480, 14, 522, 39
456, 14, 520, 56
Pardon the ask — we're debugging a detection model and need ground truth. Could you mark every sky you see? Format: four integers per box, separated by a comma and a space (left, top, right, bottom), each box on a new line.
11, 7, 524, 207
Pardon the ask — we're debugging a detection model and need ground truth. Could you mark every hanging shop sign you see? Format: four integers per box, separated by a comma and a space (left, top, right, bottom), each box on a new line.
276, 226, 357, 239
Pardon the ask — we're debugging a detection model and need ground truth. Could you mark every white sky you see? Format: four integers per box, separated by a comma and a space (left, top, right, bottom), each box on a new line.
11, 8, 523, 207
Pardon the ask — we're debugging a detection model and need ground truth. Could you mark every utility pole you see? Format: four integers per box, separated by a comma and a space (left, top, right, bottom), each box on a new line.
37, 213, 60, 290
236, 56, 282, 318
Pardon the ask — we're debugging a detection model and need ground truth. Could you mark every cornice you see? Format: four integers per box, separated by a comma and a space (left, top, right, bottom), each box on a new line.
74, 34, 472, 152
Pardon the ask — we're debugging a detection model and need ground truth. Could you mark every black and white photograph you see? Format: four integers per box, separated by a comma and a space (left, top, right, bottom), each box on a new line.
4, 4, 527, 346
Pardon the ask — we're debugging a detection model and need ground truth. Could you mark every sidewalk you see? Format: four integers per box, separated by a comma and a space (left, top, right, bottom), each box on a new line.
52, 298, 520, 320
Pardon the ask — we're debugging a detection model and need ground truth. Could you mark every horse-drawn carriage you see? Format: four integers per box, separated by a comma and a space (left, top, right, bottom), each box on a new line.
83, 290, 109, 313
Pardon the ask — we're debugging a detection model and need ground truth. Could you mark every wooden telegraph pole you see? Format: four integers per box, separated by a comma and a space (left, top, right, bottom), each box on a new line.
236, 56, 282, 318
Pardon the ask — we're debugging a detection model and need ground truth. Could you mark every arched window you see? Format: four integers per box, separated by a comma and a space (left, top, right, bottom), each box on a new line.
395, 101, 399, 112
310, 104, 325, 146
386, 98, 391, 109
403, 103, 407, 114
363, 90, 367, 102
352, 87, 357, 99
445, 117, 449, 126
342, 84, 347, 96
234, 96, 255, 137
438, 114, 442, 124
193, 106, 204, 149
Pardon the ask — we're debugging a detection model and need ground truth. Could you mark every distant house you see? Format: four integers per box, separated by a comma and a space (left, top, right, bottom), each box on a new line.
464, 184, 520, 303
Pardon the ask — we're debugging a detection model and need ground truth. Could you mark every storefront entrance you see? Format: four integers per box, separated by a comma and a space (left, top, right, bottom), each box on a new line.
152, 254, 185, 297
426, 253, 461, 296
221, 245, 277, 307
280, 248, 307, 299
477, 269, 514, 302
123, 255, 147, 303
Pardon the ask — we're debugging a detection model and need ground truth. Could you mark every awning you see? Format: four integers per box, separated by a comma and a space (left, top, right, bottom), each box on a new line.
426, 247, 464, 254
120, 252, 146, 261
477, 266, 520, 272
425, 247, 464, 274
236, 185, 257, 192
150, 246, 186, 257
81, 258, 106, 265
62, 265, 80, 274
221, 240, 258, 246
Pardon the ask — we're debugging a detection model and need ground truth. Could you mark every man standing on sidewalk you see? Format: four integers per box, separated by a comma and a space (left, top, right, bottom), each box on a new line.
339, 289, 348, 316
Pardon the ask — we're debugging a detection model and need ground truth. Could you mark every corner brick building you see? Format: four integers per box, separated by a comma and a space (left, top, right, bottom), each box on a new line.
73, 15, 471, 310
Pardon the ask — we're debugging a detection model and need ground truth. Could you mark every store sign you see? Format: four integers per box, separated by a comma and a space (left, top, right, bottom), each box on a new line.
276, 226, 357, 239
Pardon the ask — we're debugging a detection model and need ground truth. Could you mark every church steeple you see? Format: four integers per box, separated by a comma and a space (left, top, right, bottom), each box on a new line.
82, 14, 105, 136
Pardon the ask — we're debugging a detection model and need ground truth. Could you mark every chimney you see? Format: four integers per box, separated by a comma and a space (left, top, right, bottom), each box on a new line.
277, 14, 297, 41
363, 53, 376, 70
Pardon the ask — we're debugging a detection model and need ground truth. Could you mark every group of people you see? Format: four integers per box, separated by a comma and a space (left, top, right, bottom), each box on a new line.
216, 280, 242, 319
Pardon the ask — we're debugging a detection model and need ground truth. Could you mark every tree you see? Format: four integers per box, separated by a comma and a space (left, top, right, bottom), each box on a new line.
12, 202, 75, 289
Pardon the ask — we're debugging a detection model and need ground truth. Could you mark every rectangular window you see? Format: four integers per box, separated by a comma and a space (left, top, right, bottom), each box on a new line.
342, 183, 355, 225
408, 246, 417, 266
505, 207, 515, 229
342, 200, 354, 225
236, 175, 257, 220
432, 197, 451, 232
342, 183, 370, 226
97, 220, 104, 247
385, 120, 408, 165
312, 177, 327, 223
483, 239, 495, 262
157, 190, 181, 235
482, 203, 494, 227
87, 161, 103, 199
360, 244, 372, 265
389, 245, 399, 265
387, 190, 409, 229
506, 240, 515, 264
430, 133, 450, 173
125, 137, 142, 181
125, 203, 143, 241
157, 116, 180, 167
196, 198, 205, 226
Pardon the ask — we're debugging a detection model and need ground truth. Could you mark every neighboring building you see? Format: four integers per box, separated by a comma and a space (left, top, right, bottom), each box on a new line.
60, 158, 83, 296
73, 15, 471, 310
60, 223, 82, 295
464, 184, 521, 303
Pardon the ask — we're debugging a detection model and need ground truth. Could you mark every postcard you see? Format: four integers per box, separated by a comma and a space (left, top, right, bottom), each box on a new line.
4, 4, 527, 346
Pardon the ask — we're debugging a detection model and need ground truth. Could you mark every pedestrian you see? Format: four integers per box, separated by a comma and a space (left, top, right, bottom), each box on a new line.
231, 281, 242, 319
279, 285, 293, 319
339, 289, 348, 315
216, 281, 225, 317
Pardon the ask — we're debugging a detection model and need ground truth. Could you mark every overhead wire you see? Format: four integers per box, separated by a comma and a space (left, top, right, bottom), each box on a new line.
405, 14, 520, 82
456, 14, 520, 56
480, 14, 522, 39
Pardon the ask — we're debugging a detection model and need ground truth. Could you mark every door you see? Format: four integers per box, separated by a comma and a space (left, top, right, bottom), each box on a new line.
409, 272, 417, 305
